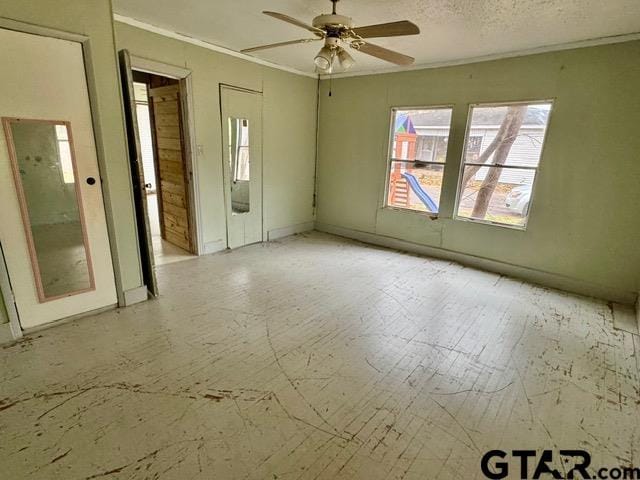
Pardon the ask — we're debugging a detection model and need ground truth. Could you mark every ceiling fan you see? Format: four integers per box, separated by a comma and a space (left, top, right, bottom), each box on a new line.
241, 0, 420, 72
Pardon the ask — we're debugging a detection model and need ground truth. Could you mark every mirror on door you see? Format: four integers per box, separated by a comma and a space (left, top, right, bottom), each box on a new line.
227, 117, 250, 214
2, 118, 94, 301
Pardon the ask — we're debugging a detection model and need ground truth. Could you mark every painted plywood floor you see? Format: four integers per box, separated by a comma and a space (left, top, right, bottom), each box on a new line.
1, 232, 638, 479
147, 193, 195, 266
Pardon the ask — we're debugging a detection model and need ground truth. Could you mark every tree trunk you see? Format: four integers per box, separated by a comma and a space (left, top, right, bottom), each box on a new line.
470, 105, 526, 219
460, 117, 510, 188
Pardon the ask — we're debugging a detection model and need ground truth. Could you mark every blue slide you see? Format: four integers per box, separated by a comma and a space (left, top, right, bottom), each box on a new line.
402, 172, 438, 212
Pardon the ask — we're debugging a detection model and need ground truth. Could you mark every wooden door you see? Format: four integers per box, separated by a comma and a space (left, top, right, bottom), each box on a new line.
148, 84, 192, 253
118, 50, 158, 297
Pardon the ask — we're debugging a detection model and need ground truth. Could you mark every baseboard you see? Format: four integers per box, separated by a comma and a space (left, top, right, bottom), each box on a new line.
268, 222, 315, 241
612, 303, 639, 335
21, 303, 117, 336
0, 322, 15, 344
122, 285, 148, 306
203, 239, 227, 255
315, 222, 637, 306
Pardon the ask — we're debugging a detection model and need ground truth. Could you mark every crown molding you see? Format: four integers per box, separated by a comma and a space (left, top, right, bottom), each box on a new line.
113, 14, 318, 79
113, 14, 640, 81
320, 31, 640, 79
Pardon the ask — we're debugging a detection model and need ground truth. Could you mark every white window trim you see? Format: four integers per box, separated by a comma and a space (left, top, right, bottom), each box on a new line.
383, 105, 454, 217
452, 99, 555, 231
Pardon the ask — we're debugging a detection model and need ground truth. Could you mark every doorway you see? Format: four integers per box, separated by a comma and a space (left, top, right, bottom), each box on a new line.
131, 72, 196, 266
119, 51, 202, 297
220, 86, 264, 249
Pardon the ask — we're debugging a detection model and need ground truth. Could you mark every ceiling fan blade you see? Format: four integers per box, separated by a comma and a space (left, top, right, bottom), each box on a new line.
351, 20, 420, 38
242, 38, 321, 53
263, 11, 325, 35
355, 42, 415, 65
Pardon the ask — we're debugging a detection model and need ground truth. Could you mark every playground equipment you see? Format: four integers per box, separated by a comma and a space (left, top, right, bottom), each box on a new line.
389, 172, 438, 212
402, 172, 438, 212
387, 111, 438, 212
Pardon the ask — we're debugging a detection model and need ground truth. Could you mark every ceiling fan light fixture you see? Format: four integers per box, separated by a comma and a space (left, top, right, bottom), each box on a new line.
243, 2, 419, 71
337, 47, 355, 70
314, 45, 333, 71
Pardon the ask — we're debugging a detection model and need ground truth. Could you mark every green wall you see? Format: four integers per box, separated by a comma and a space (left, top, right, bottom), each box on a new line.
316, 41, 640, 303
114, 22, 318, 248
0, 0, 143, 299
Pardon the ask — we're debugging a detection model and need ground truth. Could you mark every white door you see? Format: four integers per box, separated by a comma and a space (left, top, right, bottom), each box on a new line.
0, 28, 117, 329
220, 87, 263, 249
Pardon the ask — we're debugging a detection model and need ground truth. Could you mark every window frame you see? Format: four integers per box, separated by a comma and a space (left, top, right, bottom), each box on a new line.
453, 99, 555, 231
383, 104, 455, 217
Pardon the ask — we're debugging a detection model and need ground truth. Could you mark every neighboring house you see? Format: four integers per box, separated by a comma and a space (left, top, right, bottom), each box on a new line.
406, 107, 548, 186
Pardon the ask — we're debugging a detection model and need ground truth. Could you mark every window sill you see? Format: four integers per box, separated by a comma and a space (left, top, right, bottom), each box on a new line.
453, 215, 528, 231
382, 206, 439, 221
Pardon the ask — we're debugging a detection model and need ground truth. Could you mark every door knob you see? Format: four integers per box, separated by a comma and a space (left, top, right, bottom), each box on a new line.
144, 183, 152, 189
86, 177, 96, 185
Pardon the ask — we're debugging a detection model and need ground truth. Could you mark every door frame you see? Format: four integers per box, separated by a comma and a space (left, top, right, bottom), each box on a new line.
0, 19, 122, 339
129, 55, 203, 256
219, 84, 265, 248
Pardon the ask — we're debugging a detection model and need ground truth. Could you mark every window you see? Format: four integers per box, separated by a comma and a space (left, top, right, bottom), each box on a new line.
386, 107, 453, 214
416, 135, 449, 163
466, 136, 483, 162
455, 101, 553, 228
55, 124, 75, 184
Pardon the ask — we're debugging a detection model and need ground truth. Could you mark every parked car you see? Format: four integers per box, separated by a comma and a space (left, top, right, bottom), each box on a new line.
505, 184, 531, 216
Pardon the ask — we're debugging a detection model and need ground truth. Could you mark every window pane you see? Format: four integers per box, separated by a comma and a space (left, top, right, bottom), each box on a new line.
133, 82, 148, 102
463, 103, 552, 167
387, 107, 452, 214
387, 161, 444, 214
457, 166, 535, 227
392, 108, 452, 162
456, 101, 552, 227
135, 103, 157, 190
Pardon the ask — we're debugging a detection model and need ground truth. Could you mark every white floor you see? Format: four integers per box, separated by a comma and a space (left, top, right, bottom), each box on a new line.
147, 193, 194, 266
0, 232, 638, 479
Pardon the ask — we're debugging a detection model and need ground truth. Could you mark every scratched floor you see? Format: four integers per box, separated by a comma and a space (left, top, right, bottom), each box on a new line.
1, 232, 639, 479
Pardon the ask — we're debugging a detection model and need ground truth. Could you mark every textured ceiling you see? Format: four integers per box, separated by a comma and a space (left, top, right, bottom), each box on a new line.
112, 0, 640, 75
